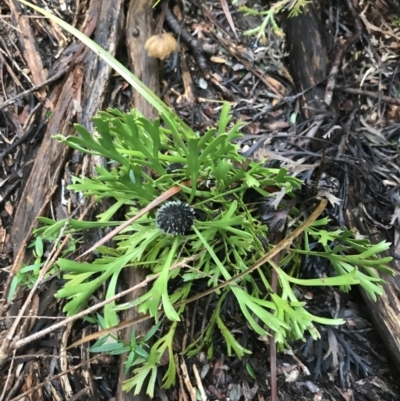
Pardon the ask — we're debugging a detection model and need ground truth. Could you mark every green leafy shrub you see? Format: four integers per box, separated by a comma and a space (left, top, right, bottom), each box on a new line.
32, 105, 392, 396
239, 0, 312, 43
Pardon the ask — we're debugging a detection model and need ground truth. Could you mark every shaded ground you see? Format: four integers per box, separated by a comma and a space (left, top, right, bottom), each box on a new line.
1, 0, 400, 400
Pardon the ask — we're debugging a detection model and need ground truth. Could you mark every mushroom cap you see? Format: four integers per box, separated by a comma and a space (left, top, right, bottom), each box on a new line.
145, 33, 178, 60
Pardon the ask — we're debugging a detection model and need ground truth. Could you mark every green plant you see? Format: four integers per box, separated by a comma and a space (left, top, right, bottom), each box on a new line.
391, 16, 400, 27
7, 238, 45, 301
8, 235, 76, 301
29, 104, 392, 396
17, 1, 393, 397
238, 0, 312, 44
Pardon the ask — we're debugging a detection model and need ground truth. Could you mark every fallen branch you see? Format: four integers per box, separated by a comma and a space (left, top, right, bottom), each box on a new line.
338, 87, 400, 106
165, 8, 210, 74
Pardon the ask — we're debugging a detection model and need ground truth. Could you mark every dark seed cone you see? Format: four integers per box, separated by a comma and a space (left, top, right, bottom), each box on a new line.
155, 201, 195, 235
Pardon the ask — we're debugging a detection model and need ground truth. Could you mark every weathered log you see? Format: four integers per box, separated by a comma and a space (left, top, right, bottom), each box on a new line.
285, 3, 328, 121
115, 1, 160, 401
8, 1, 98, 278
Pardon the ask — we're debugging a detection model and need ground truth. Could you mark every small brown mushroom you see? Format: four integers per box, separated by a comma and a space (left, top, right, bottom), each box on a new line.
145, 33, 178, 60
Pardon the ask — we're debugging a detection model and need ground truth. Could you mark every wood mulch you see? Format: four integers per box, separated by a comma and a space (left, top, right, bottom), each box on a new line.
1, 0, 400, 400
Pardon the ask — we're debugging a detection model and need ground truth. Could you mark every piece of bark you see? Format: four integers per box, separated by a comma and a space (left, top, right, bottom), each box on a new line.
9, 0, 48, 101
115, 1, 159, 401
7, 0, 98, 289
77, 0, 125, 254
285, 3, 328, 120
9, 65, 84, 266
0, 64, 85, 368
0, 7, 97, 364
79, 0, 124, 132
126, 0, 160, 119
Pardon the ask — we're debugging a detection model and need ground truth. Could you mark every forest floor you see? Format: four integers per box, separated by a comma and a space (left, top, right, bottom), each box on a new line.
1, 0, 400, 400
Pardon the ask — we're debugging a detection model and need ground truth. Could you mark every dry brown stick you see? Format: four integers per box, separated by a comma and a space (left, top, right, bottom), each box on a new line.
339, 87, 400, 106
0, 70, 65, 111
6, 355, 102, 401
60, 323, 74, 398
179, 48, 196, 106
165, 8, 210, 74
0, 51, 24, 89
324, 0, 362, 107
269, 236, 282, 401
192, 363, 207, 401
0, 350, 16, 401
155, 0, 169, 34
9, 0, 47, 100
